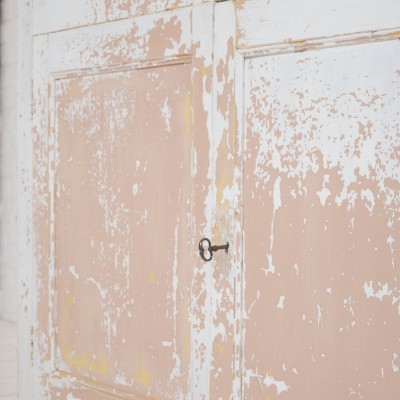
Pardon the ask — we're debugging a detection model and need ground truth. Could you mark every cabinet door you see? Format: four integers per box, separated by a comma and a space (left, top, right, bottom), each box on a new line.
32, 5, 217, 399
232, 1, 400, 399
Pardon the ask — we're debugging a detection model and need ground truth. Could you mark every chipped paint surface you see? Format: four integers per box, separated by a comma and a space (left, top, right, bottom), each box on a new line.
48, 8, 192, 72
54, 64, 193, 398
33, 0, 210, 35
32, 4, 217, 398
241, 39, 400, 398
207, 4, 237, 400
104, 0, 198, 22
236, 0, 400, 49
28, 1, 400, 399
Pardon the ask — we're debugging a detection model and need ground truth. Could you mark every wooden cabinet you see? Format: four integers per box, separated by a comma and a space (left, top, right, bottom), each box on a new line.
27, 1, 400, 398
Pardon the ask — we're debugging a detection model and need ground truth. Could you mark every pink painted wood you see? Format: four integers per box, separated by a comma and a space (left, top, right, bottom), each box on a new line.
32, 4, 217, 399
29, 1, 400, 399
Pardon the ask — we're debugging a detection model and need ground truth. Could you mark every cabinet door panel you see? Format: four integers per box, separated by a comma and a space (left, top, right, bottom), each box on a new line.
55, 64, 192, 398
32, 5, 215, 399
241, 39, 400, 399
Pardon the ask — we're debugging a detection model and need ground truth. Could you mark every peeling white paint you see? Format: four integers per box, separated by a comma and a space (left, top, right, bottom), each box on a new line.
262, 176, 283, 276
387, 235, 395, 270
361, 188, 375, 214
68, 265, 79, 279
170, 223, 181, 381
317, 304, 322, 327
277, 295, 285, 310
293, 262, 299, 276
114, 373, 133, 386
248, 41, 400, 213
363, 281, 391, 301
132, 183, 139, 196
161, 98, 171, 132
273, 176, 282, 211
344, 297, 355, 317
247, 290, 260, 317
263, 374, 289, 395
85, 277, 107, 300
392, 353, 399, 373
317, 187, 331, 207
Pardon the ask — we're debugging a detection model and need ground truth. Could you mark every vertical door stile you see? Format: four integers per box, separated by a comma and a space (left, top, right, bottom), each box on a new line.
189, 3, 215, 399
48, 73, 57, 377
210, 2, 240, 399
232, 11, 246, 400
32, 32, 52, 399
17, 0, 35, 398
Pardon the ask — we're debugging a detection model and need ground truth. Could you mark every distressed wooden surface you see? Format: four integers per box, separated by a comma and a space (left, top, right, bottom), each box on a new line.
55, 64, 193, 398
32, 0, 208, 35
27, 0, 400, 399
233, 4, 400, 398
47, 8, 192, 72
32, 4, 217, 399
209, 3, 237, 400
239, 35, 400, 400
17, 0, 34, 398
33, 0, 106, 35
236, 0, 400, 48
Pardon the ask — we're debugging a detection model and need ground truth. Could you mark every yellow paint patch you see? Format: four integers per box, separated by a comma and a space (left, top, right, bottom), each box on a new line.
135, 366, 153, 389
149, 271, 155, 283
67, 294, 74, 308
62, 346, 108, 375
184, 95, 191, 141
201, 64, 208, 78
213, 223, 221, 245
91, 355, 108, 374
219, 345, 225, 354
293, 40, 306, 46
235, 0, 245, 11
388, 31, 400, 38
184, 337, 190, 358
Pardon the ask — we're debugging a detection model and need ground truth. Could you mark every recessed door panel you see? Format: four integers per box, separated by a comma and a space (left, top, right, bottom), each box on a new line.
242, 41, 400, 399
55, 65, 192, 398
